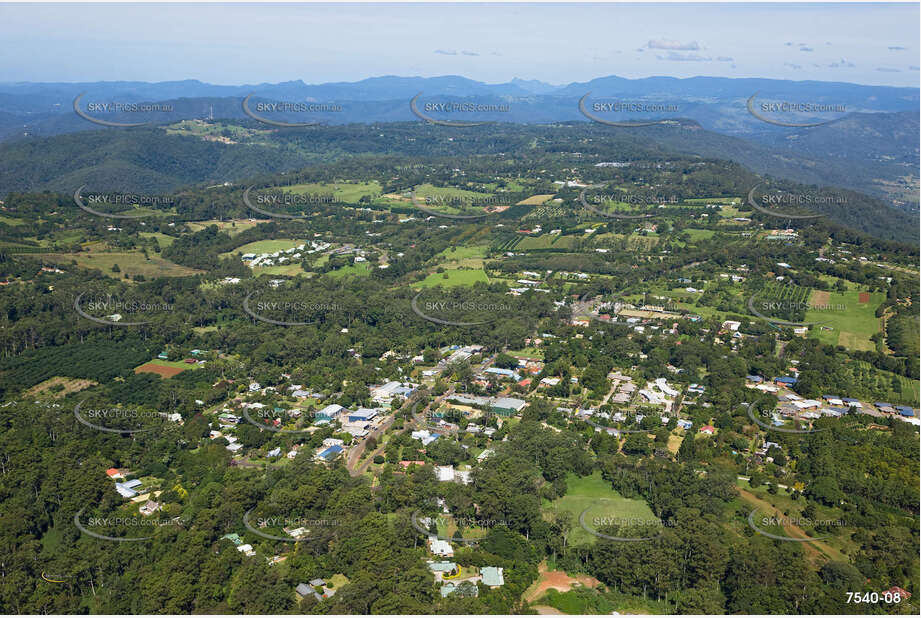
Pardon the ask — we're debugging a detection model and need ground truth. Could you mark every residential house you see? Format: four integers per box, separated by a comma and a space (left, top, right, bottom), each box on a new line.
480, 566, 505, 587
429, 538, 454, 557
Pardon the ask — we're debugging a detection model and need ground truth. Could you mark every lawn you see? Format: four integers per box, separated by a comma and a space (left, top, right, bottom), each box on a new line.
325, 262, 371, 279
805, 288, 883, 352
223, 238, 304, 257
544, 471, 658, 547
417, 269, 489, 288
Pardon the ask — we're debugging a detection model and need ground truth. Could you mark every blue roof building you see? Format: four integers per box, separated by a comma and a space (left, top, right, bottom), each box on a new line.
316, 445, 343, 461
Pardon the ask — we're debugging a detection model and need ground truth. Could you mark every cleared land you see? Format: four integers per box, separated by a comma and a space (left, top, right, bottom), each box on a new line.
418, 269, 489, 288
544, 471, 657, 547
37, 249, 201, 280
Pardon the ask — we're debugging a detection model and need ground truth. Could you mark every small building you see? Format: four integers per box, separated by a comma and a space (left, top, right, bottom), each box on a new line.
428, 560, 457, 574
699, 425, 715, 435
222, 533, 243, 546
237, 543, 256, 557
773, 376, 797, 387
429, 538, 454, 557
436, 465, 455, 482
139, 500, 160, 516
480, 566, 505, 587
106, 468, 124, 479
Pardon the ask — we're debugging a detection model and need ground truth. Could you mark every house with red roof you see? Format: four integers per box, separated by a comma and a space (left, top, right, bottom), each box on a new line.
699, 425, 715, 435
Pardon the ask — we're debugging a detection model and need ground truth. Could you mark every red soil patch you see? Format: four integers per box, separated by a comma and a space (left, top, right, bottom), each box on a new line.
859, 292, 870, 303
524, 562, 600, 603
135, 363, 184, 378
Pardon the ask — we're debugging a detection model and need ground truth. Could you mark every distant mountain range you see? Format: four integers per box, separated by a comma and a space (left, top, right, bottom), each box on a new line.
0, 74, 916, 136
0, 74, 916, 215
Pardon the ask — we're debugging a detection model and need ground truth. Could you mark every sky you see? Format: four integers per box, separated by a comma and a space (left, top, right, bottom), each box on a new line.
0, 2, 918, 87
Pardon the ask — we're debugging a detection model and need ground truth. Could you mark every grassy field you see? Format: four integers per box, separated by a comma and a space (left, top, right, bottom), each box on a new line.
253, 264, 307, 277
186, 219, 262, 236
139, 232, 177, 248
325, 262, 371, 279
282, 181, 382, 204
223, 238, 304, 257
436, 246, 488, 261
412, 183, 498, 214
516, 194, 556, 206
544, 472, 658, 547
516, 235, 558, 250
37, 249, 201, 280
806, 289, 883, 351
417, 269, 489, 288
683, 228, 716, 241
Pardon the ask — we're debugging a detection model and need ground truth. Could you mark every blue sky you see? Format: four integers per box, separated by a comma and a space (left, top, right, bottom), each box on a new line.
0, 2, 917, 87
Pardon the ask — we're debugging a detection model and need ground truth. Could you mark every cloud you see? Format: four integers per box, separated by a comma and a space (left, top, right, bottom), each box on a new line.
656, 51, 711, 62
785, 42, 793, 47
434, 49, 457, 56
820, 58, 856, 68
784, 62, 802, 70
889, 46, 907, 51
799, 46, 814, 52
876, 67, 900, 72
460, 51, 479, 57
647, 39, 699, 51
910, 66, 920, 71
636, 48, 645, 53
716, 56, 733, 62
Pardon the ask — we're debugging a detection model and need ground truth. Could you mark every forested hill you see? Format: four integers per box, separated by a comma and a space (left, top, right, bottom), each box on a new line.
0, 121, 916, 245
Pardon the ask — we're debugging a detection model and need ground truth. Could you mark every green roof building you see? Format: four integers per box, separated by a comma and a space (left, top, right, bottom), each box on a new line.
480, 566, 504, 587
